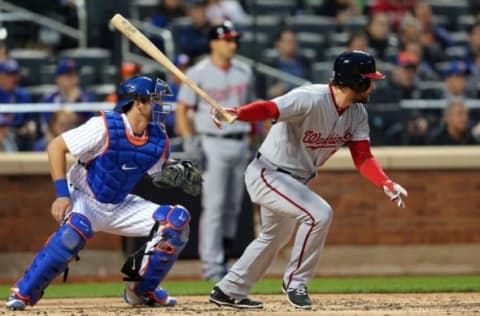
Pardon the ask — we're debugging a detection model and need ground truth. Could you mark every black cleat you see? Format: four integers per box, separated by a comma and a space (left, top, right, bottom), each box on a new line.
282, 282, 312, 310
209, 286, 263, 309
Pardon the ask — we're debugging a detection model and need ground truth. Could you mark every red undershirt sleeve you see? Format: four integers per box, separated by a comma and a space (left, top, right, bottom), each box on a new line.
348, 140, 389, 188
233, 100, 279, 122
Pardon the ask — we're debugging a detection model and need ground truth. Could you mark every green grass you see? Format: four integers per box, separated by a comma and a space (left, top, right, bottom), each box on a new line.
2, 275, 480, 299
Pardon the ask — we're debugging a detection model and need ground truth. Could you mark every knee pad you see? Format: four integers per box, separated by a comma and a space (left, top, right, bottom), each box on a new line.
14, 213, 93, 305
122, 205, 190, 296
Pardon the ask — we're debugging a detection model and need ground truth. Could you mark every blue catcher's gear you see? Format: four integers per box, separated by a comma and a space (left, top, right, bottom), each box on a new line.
86, 111, 169, 204
332, 50, 385, 93
7, 213, 93, 309
122, 205, 190, 307
114, 76, 173, 125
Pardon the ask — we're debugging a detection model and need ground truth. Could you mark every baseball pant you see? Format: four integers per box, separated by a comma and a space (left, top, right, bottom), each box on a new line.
217, 157, 333, 298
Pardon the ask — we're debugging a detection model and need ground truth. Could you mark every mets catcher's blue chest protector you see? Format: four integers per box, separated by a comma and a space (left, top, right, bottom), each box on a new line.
87, 111, 169, 204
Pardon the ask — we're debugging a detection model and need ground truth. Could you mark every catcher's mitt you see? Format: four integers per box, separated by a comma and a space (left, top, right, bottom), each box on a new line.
152, 160, 203, 196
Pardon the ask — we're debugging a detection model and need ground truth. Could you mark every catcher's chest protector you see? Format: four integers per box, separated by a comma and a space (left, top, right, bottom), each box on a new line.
87, 111, 169, 204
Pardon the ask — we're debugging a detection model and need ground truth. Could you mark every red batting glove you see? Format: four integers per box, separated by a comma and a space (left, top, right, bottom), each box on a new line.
383, 179, 408, 208
211, 108, 238, 129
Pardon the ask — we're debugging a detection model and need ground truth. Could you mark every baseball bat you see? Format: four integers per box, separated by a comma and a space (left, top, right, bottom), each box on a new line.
110, 14, 236, 123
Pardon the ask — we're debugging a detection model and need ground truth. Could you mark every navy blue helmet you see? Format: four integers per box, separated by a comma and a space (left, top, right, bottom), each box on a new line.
115, 76, 173, 124
332, 50, 385, 92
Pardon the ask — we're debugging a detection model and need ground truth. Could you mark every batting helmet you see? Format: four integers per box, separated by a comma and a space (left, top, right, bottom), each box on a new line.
332, 50, 385, 93
115, 76, 173, 124
208, 20, 241, 41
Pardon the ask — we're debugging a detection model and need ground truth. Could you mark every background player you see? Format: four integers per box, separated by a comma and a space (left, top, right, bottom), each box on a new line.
209, 50, 408, 309
6, 76, 196, 310
176, 20, 255, 281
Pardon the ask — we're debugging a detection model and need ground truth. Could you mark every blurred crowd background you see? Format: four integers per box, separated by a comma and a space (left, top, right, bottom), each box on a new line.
1, 0, 480, 152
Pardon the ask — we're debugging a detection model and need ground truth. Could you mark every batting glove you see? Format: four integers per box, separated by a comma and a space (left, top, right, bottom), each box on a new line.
383, 179, 408, 208
211, 108, 238, 129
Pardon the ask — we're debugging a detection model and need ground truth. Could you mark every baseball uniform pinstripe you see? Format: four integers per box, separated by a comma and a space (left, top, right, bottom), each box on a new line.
63, 114, 168, 236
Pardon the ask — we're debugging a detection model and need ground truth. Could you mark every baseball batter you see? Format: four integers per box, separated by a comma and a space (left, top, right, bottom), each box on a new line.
176, 21, 255, 281
6, 76, 201, 311
209, 51, 408, 309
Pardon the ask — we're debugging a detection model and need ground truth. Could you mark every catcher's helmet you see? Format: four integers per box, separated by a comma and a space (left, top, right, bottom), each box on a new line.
115, 76, 173, 124
332, 50, 385, 93
208, 20, 241, 41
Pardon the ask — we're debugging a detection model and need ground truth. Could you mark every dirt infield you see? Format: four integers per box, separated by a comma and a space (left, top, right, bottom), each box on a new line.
1, 293, 479, 316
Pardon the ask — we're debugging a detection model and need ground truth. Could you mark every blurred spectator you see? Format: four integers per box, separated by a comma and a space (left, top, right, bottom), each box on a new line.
398, 15, 446, 66
151, 0, 187, 28
427, 99, 478, 145
0, 115, 18, 152
205, 0, 249, 25
441, 61, 476, 100
369, 51, 421, 144
365, 12, 397, 61
41, 59, 95, 126
316, 0, 362, 28
346, 31, 370, 52
263, 28, 312, 99
463, 22, 480, 64
383, 111, 430, 146
150, 0, 187, 52
105, 62, 142, 103
33, 109, 79, 151
177, 0, 211, 61
0, 59, 37, 151
369, 0, 416, 32
412, 0, 453, 49
371, 51, 421, 103
403, 41, 439, 80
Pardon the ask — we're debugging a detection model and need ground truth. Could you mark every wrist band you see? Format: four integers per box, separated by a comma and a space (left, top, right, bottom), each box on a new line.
54, 179, 70, 198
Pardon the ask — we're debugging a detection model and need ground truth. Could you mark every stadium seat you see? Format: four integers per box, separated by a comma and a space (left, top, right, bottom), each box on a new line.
312, 62, 332, 83
87, 84, 116, 101
237, 31, 269, 59
235, 15, 282, 42
245, 0, 296, 16
10, 49, 52, 86
418, 81, 445, 99
100, 65, 118, 85
285, 15, 336, 38
296, 32, 327, 53
58, 48, 112, 84
449, 31, 469, 47
25, 84, 57, 102
340, 16, 368, 33
457, 15, 475, 32
130, 0, 157, 21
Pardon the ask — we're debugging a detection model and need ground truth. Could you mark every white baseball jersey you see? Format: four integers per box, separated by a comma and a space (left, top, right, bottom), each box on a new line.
61, 114, 168, 236
177, 57, 255, 135
259, 84, 370, 179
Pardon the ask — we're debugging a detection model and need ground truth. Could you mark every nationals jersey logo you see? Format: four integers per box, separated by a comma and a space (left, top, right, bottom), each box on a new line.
302, 130, 353, 149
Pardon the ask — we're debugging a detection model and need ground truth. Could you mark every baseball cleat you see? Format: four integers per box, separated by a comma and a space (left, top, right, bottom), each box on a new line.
124, 287, 176, 307
6, 294, 27, 311
282, 282, 312, 310
209, 286, 263, 309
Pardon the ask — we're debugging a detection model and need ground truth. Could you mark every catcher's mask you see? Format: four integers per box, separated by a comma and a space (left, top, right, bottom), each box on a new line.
115, 76, 173, 125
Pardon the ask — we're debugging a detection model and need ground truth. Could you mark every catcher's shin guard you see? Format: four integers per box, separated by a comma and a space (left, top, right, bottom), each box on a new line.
122, 205, 190, 306
11, 213, 93, 306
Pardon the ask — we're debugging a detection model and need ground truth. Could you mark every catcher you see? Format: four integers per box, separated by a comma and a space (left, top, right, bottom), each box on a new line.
6, 76, 202, 311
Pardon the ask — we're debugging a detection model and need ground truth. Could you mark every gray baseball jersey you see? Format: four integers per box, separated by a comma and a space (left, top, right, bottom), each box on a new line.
177, 57, 255, 134
177, 57, 255, 280
217, 83, 371, 299
259, 84, 369, 179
